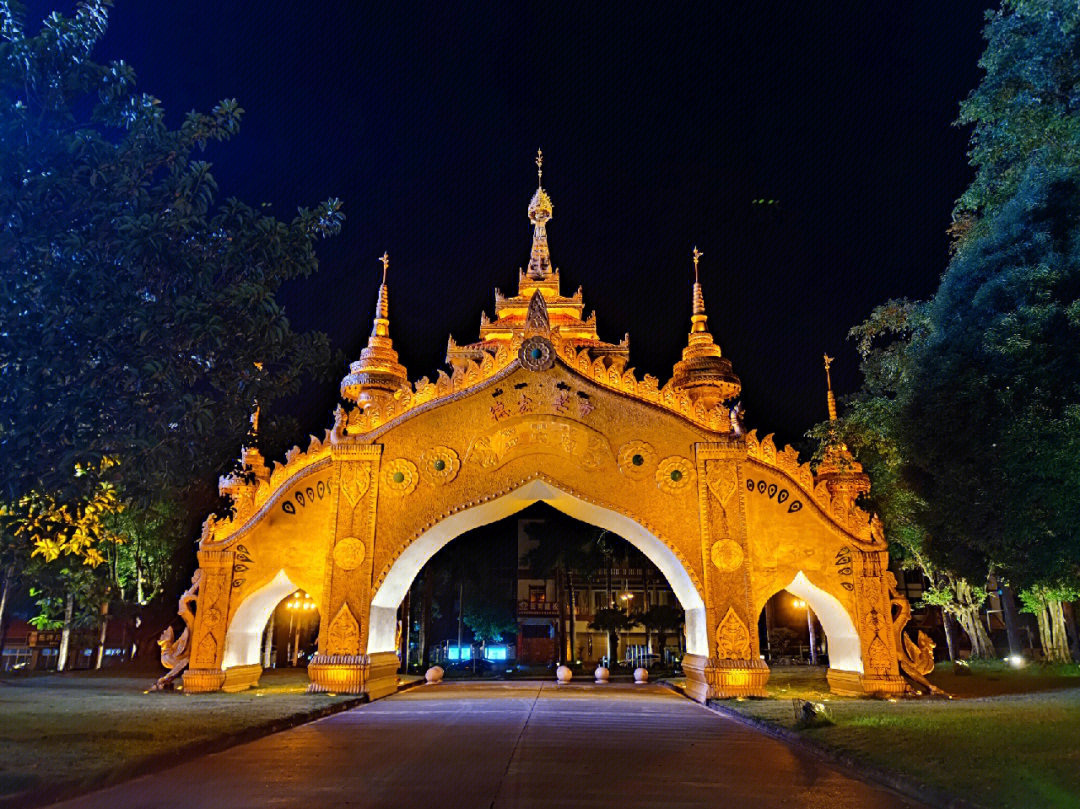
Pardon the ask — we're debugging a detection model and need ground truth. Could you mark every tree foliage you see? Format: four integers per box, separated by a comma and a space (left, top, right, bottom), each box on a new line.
0, 0, 343, 515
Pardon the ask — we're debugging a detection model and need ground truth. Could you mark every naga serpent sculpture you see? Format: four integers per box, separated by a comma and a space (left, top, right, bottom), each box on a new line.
151, 569, 201, 691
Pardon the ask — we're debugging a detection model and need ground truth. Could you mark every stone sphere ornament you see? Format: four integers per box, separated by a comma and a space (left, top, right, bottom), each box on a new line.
519, 336, 555, 371
555, 665, 573, 683
634, 667, 649, 683
425, 666, 444, 684
594, 666, 610, 683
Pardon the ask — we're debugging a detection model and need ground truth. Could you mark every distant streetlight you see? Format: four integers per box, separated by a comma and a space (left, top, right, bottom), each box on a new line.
285, 591, 315, 666
619, 592, 634, 614
792, 598, 818, 666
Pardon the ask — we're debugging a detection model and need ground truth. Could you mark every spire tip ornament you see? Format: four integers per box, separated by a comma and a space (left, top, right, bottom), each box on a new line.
824, 353, 837, 422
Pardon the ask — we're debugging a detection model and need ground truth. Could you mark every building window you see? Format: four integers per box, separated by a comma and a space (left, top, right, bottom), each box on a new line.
528, 585, 546, 604
521, 624, 551, 639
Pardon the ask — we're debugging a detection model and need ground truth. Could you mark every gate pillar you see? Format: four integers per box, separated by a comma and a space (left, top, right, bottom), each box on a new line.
182, 549, 236, 693
684, 442, 769, 701
307, 445, 399, 696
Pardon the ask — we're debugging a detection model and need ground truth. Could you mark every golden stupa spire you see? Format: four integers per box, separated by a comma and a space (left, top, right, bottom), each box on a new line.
824, 353, 838, 421
340, 252, 409, 409
690, 246, 708, 332
526, 149, 554, 280
672, 246, 741, 411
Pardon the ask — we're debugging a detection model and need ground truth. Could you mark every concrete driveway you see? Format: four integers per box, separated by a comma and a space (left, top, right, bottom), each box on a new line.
50, 681, 925, 809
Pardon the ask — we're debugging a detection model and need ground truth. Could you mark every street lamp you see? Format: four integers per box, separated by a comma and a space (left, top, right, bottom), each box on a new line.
285, 591, 316, 667
792, 598, 818, 666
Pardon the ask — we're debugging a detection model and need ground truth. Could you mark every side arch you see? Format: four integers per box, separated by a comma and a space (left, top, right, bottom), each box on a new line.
222, 569, 298, 669
367, 477, 710, 656
758, 570, 863, 674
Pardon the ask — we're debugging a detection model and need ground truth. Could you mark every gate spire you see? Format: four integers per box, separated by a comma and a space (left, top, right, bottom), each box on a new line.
526, 149, 554, 280
340, 252, 410, 409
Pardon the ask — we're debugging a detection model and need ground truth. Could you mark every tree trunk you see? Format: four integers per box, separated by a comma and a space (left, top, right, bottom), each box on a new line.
400, 589, 411, 672
941, 609, 958, 662
566, 574, 577, 663
999, 583, 1024, 657
554, 566, 567, 665
1062, 601, 1080, 662
262, 611, 275, 668
1047, 600, 1070, 663
456, 581, 464, 666
57, 592, 75, 672
953, 579, 995, 658
0, 563, 14, 660
420, 574, 433, 669
94, 601, 109, 670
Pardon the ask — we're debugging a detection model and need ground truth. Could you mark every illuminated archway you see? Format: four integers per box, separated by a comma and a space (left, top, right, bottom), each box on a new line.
367, 478, 708, 657
222, 569, 298, 669
760, 571, 862, 674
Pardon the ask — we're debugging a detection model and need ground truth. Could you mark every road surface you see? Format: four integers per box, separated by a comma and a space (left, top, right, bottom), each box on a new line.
51, 680, 925, 809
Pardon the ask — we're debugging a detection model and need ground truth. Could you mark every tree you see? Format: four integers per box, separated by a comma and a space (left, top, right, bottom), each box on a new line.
806, 303, 997, 658
588, 608, 639, 667
463, 602, 517, 645
635, 604, 683, 659
0, 1, 343, 528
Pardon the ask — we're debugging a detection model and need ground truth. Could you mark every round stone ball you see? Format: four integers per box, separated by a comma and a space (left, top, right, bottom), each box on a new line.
634, 667, 649, 683
425, 666, 444, 684
555, 665, 573, 683
594, 666, 610, 682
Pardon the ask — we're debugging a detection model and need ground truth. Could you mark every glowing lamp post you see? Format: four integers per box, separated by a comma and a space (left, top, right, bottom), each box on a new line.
285, 591, 316, 667
793, 598, 818, 666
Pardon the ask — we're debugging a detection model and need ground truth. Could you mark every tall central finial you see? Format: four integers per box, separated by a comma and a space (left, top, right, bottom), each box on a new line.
380, 251, 389, 285
372, 251, 390, 331
692, 246, 702, 283
824, 353, 838, 421
526, 150, 554, 280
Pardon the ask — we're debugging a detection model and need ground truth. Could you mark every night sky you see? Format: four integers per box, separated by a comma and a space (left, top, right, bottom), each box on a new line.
60, 1, 992, 447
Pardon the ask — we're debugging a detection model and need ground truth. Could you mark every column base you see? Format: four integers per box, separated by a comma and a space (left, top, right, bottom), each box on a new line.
683, 654, 770, 701
307, 652, 401, 698
222, 663, 263, 693
827, 668, 906, 696
182, 668, 226, 693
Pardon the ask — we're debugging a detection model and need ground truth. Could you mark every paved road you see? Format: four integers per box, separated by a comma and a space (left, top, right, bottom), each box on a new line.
52, 681, 924, 809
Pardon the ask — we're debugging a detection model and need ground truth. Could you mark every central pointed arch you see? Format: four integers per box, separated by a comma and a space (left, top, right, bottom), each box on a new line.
367, 478, 709, 656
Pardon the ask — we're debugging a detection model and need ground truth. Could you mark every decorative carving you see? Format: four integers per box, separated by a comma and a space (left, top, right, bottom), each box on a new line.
326, 604, 361, 656
519, 336, 555, 371
422, 446, 461, 485
705, 462, 738, 505
383, 458, 419, 496
524, 289, 551, 337
466, 416, 612, 471
656, 456, 694, 493
340, 464, 371, 506
715, 607, 752, 659
710, 539, 744, 573
333, 536, 367, 571
867, 634, 891, 675
886, 572, 942, 693
194, 631, 218, 669
617, 440, 656, 480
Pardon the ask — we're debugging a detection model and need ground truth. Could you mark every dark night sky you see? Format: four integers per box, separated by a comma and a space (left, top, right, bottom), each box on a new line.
54, 1, 993, 447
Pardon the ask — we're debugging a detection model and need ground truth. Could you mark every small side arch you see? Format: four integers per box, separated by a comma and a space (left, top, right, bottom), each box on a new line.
367, 478, 710, 657
765, 570, 863, 673
222, 569, 298, 669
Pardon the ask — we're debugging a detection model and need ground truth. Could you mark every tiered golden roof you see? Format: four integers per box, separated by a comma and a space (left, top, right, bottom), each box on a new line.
446, 150, 629, 370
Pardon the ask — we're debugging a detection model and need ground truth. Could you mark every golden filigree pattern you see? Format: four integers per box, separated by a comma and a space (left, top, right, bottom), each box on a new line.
710, 539, 744, 572
715, 606, 751, 659
332, 536, 366, 571
383, 458, 419, 496
617, 440, 656, 480
326, 604, 360, 655
422, 446, 461, 485
656, 456, 694, 493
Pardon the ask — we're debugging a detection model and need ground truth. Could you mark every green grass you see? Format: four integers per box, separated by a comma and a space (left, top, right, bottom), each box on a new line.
719, 664, 1080, 809
0, 667, 363, 802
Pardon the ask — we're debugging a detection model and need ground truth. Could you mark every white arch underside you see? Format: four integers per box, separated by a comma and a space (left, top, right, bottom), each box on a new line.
222, 569, 297, 669
783, 570, 863, 673
368, 478, 709, 656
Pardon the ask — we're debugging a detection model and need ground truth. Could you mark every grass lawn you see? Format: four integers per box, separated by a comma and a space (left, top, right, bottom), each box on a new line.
718, 662, 1080, 809
0, 666, 367, 805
